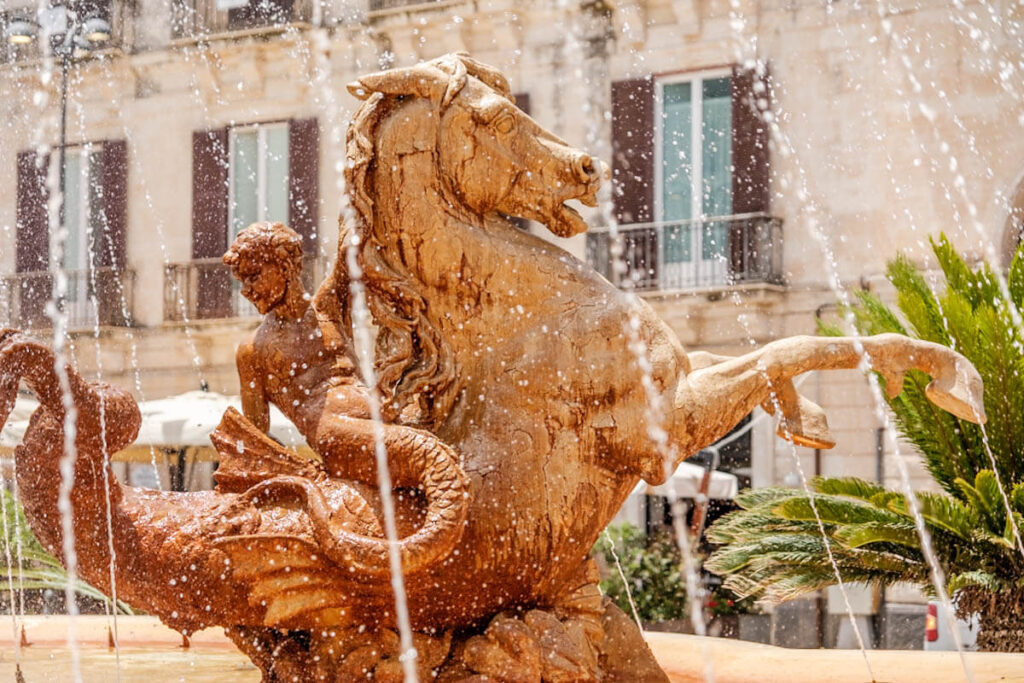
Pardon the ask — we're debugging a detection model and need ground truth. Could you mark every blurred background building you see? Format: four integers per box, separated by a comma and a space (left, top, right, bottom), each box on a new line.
0, 0, 1021, 649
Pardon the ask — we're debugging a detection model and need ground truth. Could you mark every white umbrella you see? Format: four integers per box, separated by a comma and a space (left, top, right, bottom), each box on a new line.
1, 391, 308, 461
133, 390, 304, 450
0, 395, 39, 453
633, 460, 739, 500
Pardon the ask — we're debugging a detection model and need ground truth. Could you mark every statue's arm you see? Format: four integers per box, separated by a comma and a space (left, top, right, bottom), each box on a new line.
237, 342, 270, 434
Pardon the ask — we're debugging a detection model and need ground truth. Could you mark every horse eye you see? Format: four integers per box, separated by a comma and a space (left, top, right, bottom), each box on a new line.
495, 115, 515, 135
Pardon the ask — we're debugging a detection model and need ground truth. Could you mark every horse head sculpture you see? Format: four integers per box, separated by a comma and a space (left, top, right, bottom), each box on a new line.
348, 52, 603, 239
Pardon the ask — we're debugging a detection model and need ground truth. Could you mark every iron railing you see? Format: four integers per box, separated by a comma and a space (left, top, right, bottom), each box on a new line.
367, 0, 443, 12
164, 255, 323, 322
0, 267, 135, 329
586, 213, 784, 292
170, 0, 314, 39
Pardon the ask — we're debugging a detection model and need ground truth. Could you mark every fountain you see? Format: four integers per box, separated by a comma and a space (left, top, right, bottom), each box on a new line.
0, 53, 992, 680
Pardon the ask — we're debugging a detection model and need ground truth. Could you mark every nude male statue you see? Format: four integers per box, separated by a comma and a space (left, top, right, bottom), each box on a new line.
223, 221, 463, 495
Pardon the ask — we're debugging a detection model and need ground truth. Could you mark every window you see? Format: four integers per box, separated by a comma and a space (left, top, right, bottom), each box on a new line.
61, 145, 105, 313
188, 118, 318, 320
13, 140, 129, 328
657, 73, 733, 286
229, 123, 290, 238
604, 66, 777, 292
228, 122, 289, 314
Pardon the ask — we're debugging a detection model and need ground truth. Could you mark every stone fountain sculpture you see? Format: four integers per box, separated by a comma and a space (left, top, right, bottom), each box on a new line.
0, 53, 986, 681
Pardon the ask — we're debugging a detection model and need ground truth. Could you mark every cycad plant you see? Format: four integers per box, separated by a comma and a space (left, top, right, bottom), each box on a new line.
706, 235, 1024, 651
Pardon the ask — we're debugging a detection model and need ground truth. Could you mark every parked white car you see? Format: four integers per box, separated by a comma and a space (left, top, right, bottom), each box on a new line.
924, 601, 978, 651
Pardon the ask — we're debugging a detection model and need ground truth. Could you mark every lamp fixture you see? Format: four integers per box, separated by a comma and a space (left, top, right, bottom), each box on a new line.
4, 18, 37, 45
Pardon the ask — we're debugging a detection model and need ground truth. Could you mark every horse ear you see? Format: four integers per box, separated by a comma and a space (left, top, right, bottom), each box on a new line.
347, 54, 469, 106
347, 63, 463, 105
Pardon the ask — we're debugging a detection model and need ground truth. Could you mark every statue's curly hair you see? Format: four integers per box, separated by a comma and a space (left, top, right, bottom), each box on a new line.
224, 222, 304, 273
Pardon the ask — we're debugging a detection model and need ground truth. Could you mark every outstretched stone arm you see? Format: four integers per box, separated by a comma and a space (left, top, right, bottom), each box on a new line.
662, 333, 985, 483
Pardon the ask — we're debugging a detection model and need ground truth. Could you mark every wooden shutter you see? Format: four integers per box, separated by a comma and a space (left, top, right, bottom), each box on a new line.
730, 63, 772, 279
730, 63, 771, 214
612, 77, 656, 288
16, 150, 51, 326
98, 140, 127, 268
288, 118, 319, 256
192, 127, 230, 318
610, 77, 654, 225
97, 140, 128, 325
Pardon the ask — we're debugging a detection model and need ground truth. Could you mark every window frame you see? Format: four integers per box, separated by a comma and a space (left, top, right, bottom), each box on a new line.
653, 66, 732, 225
227, 120, 290, 240
653, 68, 733, 286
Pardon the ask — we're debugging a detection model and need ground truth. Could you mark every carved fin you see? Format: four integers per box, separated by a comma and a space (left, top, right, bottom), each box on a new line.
211, 407, 322, 493
215, 534, 329, 577
214, 534, 354, 628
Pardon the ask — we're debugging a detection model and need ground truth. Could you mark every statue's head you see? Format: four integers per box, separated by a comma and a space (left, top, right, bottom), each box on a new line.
348, 53, 606, 238
223, 222, 304, 315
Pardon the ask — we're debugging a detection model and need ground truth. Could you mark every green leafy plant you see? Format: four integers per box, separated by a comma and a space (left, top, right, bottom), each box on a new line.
1, 489, 133, 614
597, 523, 690, 623
595, 522, 755, 625
706, 235, 1024, 651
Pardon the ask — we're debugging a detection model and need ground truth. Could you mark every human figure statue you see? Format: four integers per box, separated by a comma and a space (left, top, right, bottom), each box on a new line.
222, 221, 468, 575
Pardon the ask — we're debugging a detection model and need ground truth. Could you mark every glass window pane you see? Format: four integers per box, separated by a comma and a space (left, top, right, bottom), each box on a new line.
264, 125, 289, 224
661, 82, 692, 225
664, 222, 692, 264
63, 151, 83, 271
88, 149, 105, 263
701, 77, 732, 220
702, 219, 728, 261
231, 129, 259, 238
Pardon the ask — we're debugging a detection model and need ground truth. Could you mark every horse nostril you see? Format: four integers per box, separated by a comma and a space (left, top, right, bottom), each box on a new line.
574, 154, 596, 181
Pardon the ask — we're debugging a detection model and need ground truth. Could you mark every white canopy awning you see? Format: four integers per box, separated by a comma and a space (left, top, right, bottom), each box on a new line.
2, 391, 307, 461
632, 460, 739, 500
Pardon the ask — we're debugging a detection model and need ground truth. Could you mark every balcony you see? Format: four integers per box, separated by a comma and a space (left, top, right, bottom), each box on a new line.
164, 256, 323, 322
586, 213, 784, 293
368, 0, 444, 13
171, 0, 314, 40
0, 268, 135, 329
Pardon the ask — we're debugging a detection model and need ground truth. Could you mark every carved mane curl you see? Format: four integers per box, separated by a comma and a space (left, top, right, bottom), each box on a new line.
338, 56, 511, 428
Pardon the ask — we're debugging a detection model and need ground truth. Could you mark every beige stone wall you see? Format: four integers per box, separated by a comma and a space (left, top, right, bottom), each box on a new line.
0, 0, 1019, 504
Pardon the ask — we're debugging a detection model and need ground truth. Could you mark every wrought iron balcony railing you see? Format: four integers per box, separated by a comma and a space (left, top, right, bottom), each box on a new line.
164, 256, 323, 322
367, 0, 444, 13
0, 267, 135, 329
585, 213, 784, 292
170, 0, 314, 40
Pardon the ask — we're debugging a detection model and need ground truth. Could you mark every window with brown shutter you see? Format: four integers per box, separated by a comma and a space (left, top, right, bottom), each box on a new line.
606, 77, 657, 289
226, 0, 294, 30
288, 117, 319, 255
597, 68, 777, 292
15, 140, 132, 328
97, 139, 130, 325
611, 77, 655, 225
191, 127, 231, 319
15, 150, 51, 326
186, 119, 318, 320
730, 63, 773, 282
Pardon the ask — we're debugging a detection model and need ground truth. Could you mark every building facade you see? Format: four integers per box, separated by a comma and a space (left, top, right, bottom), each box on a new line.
0, 0, 1022, 645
